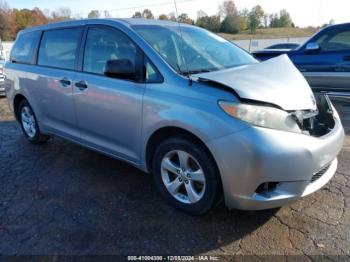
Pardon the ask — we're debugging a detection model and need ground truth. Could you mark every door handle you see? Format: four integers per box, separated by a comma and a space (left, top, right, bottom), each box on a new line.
59, 78, 71, 87
344, 56, 350, 61
75, 80, 88, 91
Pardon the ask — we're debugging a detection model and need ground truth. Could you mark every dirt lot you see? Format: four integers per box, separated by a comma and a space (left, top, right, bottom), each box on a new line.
0, 96, 349, 257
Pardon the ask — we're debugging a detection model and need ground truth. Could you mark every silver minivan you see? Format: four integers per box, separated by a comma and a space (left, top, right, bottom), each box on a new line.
5, 19, 345, 215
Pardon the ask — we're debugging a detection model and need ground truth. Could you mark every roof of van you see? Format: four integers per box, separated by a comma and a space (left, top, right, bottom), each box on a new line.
19, 18, 189, 34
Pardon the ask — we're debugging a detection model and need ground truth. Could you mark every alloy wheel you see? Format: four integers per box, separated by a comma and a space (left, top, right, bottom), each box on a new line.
160, 150, 206, 204
21, 106, 37, 138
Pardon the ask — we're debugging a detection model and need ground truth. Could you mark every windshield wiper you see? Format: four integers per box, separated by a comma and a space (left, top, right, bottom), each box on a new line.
182, 69, 212, 76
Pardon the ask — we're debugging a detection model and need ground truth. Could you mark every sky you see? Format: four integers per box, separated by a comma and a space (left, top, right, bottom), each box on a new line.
6, 0, 350, 27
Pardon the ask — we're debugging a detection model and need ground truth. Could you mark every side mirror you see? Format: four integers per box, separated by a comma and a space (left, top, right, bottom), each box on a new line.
104, 59, 136, 80
305, 42, 320, 53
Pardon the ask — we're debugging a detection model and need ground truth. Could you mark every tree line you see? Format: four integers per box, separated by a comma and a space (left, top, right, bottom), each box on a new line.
133, 1, 295, 34
0, 0, 294, 41
0, 0, 79, 41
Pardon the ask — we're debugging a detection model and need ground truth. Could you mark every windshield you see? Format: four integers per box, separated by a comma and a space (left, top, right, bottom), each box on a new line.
133, 24, 257, 75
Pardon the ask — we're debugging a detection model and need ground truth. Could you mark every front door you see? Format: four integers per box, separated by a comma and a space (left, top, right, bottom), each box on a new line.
73, 26, 144, 163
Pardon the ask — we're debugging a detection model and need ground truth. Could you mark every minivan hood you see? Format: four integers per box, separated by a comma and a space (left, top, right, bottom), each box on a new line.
195, 55, 317, 111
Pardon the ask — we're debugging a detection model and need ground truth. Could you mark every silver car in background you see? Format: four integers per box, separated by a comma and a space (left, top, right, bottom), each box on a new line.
0, 59, 5, 96
4, 19, 345, 215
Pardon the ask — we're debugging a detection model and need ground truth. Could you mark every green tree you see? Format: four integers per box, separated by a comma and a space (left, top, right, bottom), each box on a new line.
269, 10, 293, 28
221, 15, 240, 33
239, 8, 249, 31
142, 9, 154, 19
196, 13, 221, 32
248, 5, 264, 33
0, 11, 9, 40
178, 13, 193, 24
132, 9, 154, 19
88, 10, 100, 18
269, 13, 279, 27
132, 11, 142, 18
158, 14, 168, 20
13, 9, 32, 31
219, 0, 240, 34
278, 9, 293, 27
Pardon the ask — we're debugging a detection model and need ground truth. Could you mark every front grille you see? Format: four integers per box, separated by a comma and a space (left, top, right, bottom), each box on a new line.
311, 163, 331, 183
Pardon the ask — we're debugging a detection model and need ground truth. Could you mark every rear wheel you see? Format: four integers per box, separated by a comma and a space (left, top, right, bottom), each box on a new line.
18, 100, 50, 144
152, 137, 221, 215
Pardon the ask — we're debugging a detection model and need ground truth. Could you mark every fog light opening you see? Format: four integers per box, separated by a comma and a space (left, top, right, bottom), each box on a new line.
255, 182, 279, 194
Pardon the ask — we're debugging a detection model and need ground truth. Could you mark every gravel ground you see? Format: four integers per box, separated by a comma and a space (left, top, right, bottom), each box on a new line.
0, 96, 349, 257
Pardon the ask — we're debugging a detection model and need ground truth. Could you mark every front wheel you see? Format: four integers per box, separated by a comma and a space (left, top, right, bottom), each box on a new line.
18, 100, 50, 144
152, 137, 221, 215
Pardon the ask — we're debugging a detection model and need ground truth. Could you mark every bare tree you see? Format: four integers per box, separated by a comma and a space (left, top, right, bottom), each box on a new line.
197, 9, 207, 19
220, 0, 238, 18
0, 0, 9, 11
104, 10, 111, 18
51, 7, 72, 21
168, 12, 176, 21
57, 7, 72, 19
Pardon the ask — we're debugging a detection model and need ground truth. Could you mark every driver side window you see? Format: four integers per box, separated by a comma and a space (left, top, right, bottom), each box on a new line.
83, 27, 137, 75
317, 28, 350, 52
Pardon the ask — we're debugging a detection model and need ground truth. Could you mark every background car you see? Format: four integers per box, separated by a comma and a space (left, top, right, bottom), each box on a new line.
252, 23, 350, 93
264, 43, 300, 50
0, 59, 5, 96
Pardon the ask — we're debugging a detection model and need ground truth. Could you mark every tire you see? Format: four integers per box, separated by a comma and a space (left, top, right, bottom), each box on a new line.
152, 137, 221, 215
18, 100, 50, 144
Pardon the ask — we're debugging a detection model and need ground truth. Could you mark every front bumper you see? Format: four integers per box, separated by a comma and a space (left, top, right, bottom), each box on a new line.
207, 117, 345, 210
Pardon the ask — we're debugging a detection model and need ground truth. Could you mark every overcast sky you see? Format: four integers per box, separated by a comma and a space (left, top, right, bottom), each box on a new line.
7, 0, 350, 27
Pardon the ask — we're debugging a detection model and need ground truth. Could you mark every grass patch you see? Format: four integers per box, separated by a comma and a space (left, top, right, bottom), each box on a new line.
219, 27, 319, 40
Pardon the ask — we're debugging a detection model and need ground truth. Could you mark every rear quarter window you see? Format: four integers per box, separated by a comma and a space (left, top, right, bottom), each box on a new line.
10, 31, 41, 64
38, 28, 82, 70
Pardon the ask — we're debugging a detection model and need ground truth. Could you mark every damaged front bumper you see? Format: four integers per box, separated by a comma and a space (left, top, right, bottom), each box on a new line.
207, 107, 345, 210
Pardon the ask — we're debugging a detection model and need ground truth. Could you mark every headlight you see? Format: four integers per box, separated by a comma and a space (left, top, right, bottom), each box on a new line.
219, 101, 301, 133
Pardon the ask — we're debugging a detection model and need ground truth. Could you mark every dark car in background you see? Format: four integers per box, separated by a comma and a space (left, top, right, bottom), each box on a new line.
252, 23, 350, 93
264, 43, 300, 50
0, 44, 4, 96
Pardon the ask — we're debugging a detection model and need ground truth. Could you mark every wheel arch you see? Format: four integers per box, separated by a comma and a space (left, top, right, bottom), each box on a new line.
144, 126, 224, 207
145, 126, 221, 178
13, 93, 28, 121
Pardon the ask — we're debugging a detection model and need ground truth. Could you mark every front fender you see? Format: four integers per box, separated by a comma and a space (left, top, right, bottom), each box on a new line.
140, 88, 249, 170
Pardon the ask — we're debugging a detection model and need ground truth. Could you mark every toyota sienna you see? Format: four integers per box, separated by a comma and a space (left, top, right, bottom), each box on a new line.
4, 19, 345, 214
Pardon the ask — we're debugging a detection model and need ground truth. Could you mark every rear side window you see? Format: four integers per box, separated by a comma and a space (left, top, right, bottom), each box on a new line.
38, 28, 82, 70
11, 31, 41, 64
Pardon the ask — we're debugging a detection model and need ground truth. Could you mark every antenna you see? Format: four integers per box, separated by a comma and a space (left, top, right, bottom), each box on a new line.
173, 0, 190, 78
